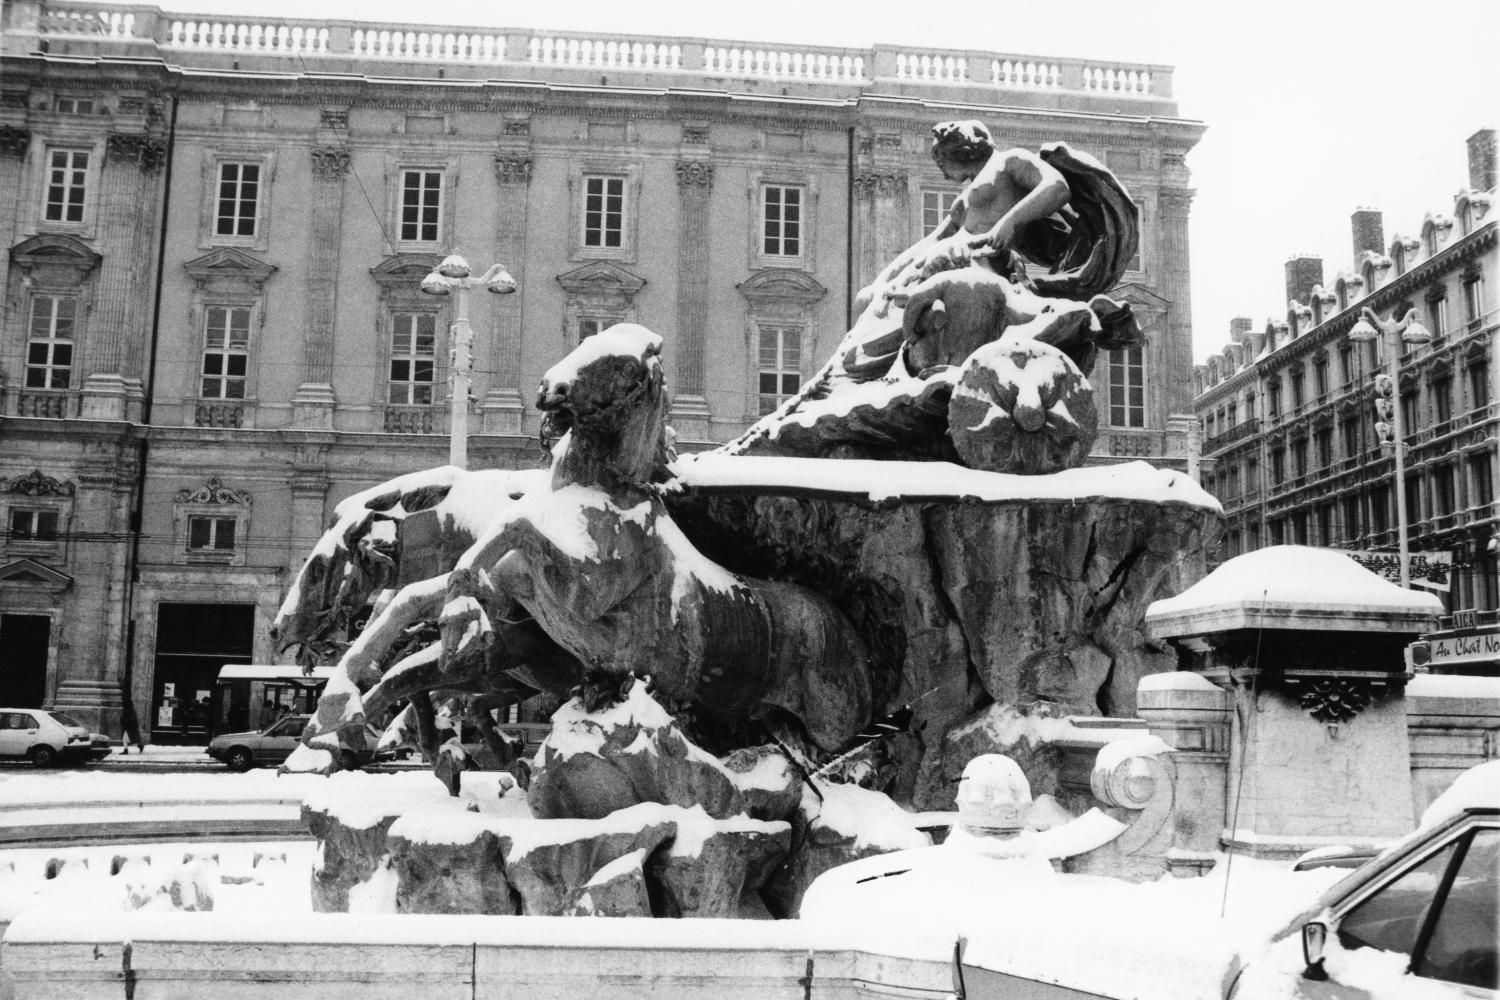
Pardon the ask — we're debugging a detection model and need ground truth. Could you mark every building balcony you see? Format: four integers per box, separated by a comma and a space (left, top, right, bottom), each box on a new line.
1202, 417, 1260, 454
194, 400, 247, 428
33, 2, 1175, 102
383, 405, 441, 434
11, 390, 78, 419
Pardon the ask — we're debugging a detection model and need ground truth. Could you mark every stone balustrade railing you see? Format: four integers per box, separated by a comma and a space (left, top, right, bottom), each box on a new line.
29, 2, 1171, 98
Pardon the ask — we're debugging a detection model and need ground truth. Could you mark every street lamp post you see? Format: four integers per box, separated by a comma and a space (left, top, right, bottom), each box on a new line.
420, 255, 517, 469
1348, 306, 1431, 588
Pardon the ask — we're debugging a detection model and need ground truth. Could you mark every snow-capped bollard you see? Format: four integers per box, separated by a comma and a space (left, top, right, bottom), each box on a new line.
955, 753, 1031, 838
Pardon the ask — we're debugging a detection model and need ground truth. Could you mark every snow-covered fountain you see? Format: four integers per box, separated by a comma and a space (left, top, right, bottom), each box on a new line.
269, 121, 1222, 918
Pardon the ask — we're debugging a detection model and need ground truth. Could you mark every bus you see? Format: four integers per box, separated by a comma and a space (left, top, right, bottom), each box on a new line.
211, 664, 336, 737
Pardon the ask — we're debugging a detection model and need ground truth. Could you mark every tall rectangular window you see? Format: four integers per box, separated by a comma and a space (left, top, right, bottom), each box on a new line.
1400, 392, 1419, 435
215, 162, 260, 238
1108, 345, 1145, 427
200, 306, 250, 399
1342, 495, 1361, 542
1432, 379, 1452, 424
1292, 439, 1308, 477
582, 175, 625, 249
1314, 357, 1329, 398
1471, 453, 1494, 508
1433, 464, 1456, 516
1316, 428, 1333, 469
1267, 382, 1281, 418
1429, 294, 1449, 338
399, 169, 442, 244
1405, 475, 1422, 522
1342, 418, 1361, 460
757, 325, 802, 416
1270, 448, 1285, 484
1338, 344, 1355, 389
1469, 363, 1490, 411
1464, 274, 1485, 323
1371, 486, 1389, 534
44, 149, 89, 223
921, 189, 959, 233
187, 515, 237, 551
1290, 368, 1305, 409
577, 316, 621, 344
762, 184, 804, 258
25, 294, 76, 389
388, 313, 436, 404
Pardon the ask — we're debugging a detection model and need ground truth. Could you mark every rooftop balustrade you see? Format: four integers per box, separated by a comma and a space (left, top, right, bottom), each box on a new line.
26, 2, 1172, 100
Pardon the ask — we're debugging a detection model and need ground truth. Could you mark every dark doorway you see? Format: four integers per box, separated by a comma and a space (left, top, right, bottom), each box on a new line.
0, 614, 50, 708
152, 602, 253, 743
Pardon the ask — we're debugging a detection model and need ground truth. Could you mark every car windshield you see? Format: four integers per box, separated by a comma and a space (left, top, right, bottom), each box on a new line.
47, 711, 85, 728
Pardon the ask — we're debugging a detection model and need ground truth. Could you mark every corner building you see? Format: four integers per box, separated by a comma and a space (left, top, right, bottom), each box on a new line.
0, 2, 1203, 739
1196, 129, 1497, 614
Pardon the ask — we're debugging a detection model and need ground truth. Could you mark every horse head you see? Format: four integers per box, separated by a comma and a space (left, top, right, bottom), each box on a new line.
537, 324, 671, 488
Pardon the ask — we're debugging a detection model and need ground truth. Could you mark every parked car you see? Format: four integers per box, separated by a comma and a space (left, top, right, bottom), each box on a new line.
1227, 762, 1498, 998
0, 707, 94, 767
88, 732, 112, 760
207, 714, 313, 771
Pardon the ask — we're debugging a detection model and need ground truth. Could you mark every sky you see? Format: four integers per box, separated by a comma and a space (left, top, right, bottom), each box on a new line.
93, 0, 1499, 363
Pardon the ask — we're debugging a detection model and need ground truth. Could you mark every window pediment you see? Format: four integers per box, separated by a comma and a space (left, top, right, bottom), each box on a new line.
737, 267, 827, 308
10, 234, 101, 282
0, 557, 73, 591
369, 253, 443, 290
1111, 282, 1170, 309
183, 247, 277, 291
557, 260, 647, 299
3, 470, 77, 497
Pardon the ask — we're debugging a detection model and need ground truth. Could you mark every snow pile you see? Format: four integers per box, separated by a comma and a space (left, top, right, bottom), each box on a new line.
808, 781, 930, 853
1148, 545, 1443, 617
300, 771, 457, 830
674, 454, 1220, 510
1419, 758, 1500, 829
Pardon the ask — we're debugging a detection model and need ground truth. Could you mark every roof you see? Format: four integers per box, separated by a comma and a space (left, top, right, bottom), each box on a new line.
215, 665, 337, 682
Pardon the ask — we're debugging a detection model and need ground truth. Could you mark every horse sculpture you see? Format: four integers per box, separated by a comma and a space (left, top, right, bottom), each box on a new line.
441, 324, 875, 753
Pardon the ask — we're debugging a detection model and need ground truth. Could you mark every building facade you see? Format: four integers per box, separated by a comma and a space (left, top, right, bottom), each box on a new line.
0, 1, 1204, 739
1195, 129, 1498, 613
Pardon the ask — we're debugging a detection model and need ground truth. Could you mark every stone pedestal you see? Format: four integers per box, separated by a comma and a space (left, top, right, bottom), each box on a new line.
51, 678, 124, 735
481, 390, 525, 436
79, 373, 139, 421
669, 395, 712, 444
1135, 671, 1229, 867
291, 383, 338, 430
1146, 546, 1441, 860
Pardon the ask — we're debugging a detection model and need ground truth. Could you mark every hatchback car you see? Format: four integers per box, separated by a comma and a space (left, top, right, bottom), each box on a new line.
1228, 762, 1498, 998
207, 714, 312, 771
0, 707, 94, 767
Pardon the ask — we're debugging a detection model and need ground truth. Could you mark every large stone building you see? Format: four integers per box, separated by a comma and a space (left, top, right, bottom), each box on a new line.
1195, 129, 1497, 613
0, 1, 1204, 739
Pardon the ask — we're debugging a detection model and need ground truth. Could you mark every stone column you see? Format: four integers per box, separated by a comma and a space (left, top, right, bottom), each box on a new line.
292, 146, 350, 428
288, 465, 331, 572
851, 172, 881, 292
670, 158, 714, 442
82, 133, 166, 421
481, 153, 532, 436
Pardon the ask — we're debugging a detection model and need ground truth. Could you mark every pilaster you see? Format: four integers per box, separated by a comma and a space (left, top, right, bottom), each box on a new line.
0, 126, 29, 298
1157, 188, 1196, 421
295, 142, 350, 429
482, 142, 532, 436
671, 157, 714, 440
82, 131, 165, 421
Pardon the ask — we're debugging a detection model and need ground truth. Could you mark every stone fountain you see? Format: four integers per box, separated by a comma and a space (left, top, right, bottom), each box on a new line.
273, 120, 1222, 917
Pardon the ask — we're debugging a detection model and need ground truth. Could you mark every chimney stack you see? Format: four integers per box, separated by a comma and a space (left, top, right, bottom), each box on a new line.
1469, 128, 1496, 192
1230, 316, 1253, 340
1284, 255, 1323, 307
1351, 209, 1385, 262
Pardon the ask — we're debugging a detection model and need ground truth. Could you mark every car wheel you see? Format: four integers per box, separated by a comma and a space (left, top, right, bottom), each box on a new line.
29, 745, 58, 768
226, 747, 254, 771
337, 749, 359, 772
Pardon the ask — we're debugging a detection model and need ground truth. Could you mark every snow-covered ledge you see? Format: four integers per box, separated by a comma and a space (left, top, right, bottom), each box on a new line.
1145, 547, 1441, 860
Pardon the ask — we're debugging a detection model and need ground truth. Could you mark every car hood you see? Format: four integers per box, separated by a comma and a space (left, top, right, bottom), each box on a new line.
210, 730, 264, 744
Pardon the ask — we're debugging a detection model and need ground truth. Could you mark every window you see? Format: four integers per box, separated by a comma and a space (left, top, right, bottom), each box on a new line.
1267, 381, 1281, 419
761, 184, 804, 258
582, 174, 625, 249
1316, 428, 1333, 469
1126, 202, 1145, 272
1317, 505, 1332, 544
54, 96, 94, 115
1429, 293, 1449, 339
1342, 418, 1362, 461
1290, 368, 1305, 409
1412, 828, 1498, 989
921, 189, 959, 233
44, 149, 89, 223
187, 515, 237, 552
1372, 486, 1390, 534
1432, 379, 1452, 425
757, 325, 802, 416
1434, 464, 1456, 516
388, 312, 437, 404
1338, 344, 1355, 389
1342, 495, 1361, 541
1464, 272, 1485, 323
577, 316, 620, 344
399, 169, 442, 244
25, 294, 76, 389
214, 162, 260, 239
200, 306, 250, 399
1269, 519, 1285, 545
1314, 357, 1329, 398
1292, 439, 1308, 477
1405, 475, 1422, 522
1338, 838, 1457, 958
1270, 448, 1285, 485
1472, 453, 1494, 508
1292, 510, 1308, 544
1469, 363, 1490, 411
1108, 345, 1145, 427
1401, 392, 1419, 435
8, 509, 59, 541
